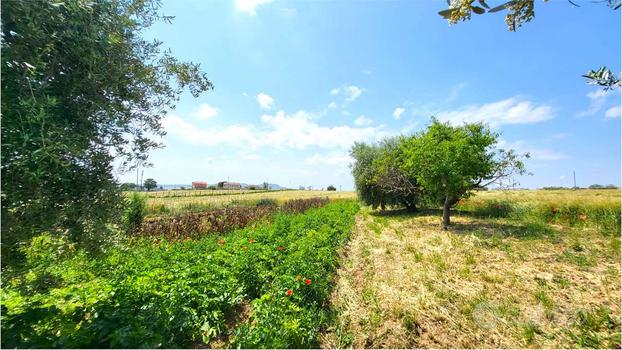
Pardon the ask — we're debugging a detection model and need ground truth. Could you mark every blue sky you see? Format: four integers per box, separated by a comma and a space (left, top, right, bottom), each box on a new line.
117, 0, 621, 190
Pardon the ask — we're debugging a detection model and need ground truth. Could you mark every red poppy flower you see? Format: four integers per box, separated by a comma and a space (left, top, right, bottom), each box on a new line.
286, 289, 293, 296
304, 278, 312, 285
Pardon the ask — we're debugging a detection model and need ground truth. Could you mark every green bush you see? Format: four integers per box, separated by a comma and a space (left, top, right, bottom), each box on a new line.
123, 192, 146, 233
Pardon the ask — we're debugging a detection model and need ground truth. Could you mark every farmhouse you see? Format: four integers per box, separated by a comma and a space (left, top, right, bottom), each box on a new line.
192, 181, 207, 189
222, 181, 241, 189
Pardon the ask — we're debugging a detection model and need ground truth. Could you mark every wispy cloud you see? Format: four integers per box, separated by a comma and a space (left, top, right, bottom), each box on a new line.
235, 0, 272, 15
445, 82, 466, 102
436, 96, 554, 127
392, 107, 405, 120
605, 105, 621, 119
330, 85, 365, 105
354, 115, 372, 126
305, 153, 352, 165
575, 89, 610, 118
193, 103, 218, 119
256, 92, 274, 110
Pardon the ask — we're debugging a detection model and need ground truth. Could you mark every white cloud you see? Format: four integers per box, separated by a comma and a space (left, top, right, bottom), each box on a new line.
305, 153, 352, 165
235, 0, 272, 15
164, 110, 384, 150
605, 105, 621, 119
256, 92, 274, 109
393, 107, 405, 119
345, 85, 364, 102
193, 103, 218, 119
559, 175, 566, 180
260, 110, 381, 149
436, 96, 554, 127
328, 102, 338, 108
330, 85, 365, 103
354, 115, 372, 126
576, 89, 610, 118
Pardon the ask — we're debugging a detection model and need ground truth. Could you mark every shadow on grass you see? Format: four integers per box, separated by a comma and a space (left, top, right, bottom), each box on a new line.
369, 208, 557, 241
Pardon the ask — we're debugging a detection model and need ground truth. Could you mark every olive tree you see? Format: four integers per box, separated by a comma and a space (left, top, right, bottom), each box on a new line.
350, 138, 420, 211
399, 118, 528, 229
1, 0, 212, 261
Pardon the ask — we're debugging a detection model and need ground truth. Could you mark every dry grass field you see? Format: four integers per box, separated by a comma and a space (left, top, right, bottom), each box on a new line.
322, 189, 621, 349
142, 189, 357, 214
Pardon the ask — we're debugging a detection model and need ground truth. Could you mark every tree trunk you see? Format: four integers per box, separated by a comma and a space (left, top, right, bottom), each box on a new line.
442, 196, 451, 230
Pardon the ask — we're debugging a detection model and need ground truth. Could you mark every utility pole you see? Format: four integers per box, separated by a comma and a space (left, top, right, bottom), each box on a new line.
573, 171, 577, 190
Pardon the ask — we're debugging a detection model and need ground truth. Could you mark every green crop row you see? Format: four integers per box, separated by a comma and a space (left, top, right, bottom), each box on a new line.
1, 200, 359, 348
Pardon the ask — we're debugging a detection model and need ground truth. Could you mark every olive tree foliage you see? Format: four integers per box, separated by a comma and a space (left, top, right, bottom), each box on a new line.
350, 138, 420, 211
399, 118, 528, 229
1, 0, 213, 261
438, 0, 621, 90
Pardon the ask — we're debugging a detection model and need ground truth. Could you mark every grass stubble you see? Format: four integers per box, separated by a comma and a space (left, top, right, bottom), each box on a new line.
322, 189, 621, 349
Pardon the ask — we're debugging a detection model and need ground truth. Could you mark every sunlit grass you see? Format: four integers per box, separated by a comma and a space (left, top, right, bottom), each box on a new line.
323, 190, 621, 349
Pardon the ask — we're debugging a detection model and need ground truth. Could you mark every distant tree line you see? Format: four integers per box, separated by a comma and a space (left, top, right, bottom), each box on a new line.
351, 118, 528, 229
542, 184, 619, 190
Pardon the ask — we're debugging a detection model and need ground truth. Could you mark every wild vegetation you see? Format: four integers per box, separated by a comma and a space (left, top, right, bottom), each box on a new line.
323, 189, 620, 348
143, 189, 356, 215
2, 200, 358, 348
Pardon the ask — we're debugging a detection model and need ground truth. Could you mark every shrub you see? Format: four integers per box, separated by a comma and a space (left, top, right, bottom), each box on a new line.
123, 192, 146, 233
327, 185, 337, 191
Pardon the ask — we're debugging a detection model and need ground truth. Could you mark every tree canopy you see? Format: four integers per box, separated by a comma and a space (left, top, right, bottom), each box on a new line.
1, 0, 212, 261
351, 119, 528, 228
144, 178, 157, 191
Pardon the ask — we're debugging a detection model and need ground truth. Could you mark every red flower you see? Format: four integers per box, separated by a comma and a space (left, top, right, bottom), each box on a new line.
286, 289, 293, 296
276, 245, 285, 251
304, 278, 312, 285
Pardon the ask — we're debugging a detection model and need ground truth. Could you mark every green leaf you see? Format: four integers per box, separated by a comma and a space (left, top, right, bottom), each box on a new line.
438, 8, 456, 19
489, 1, 515, 13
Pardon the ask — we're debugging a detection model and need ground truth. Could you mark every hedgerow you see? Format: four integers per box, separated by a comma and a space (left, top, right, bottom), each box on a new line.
1, 200, 359, 348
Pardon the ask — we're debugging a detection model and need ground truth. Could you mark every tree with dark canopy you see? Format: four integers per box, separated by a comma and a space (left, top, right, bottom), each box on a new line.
1, 0, 213, 262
